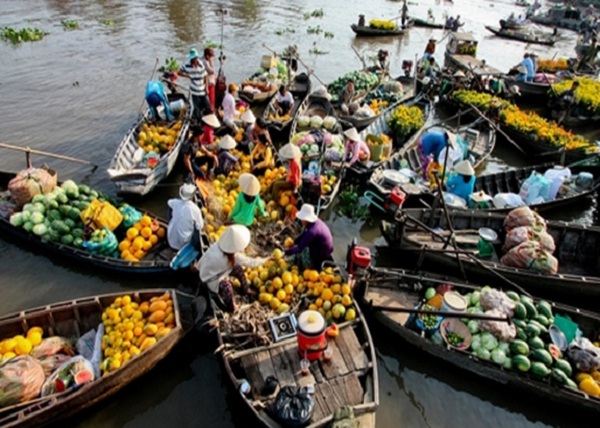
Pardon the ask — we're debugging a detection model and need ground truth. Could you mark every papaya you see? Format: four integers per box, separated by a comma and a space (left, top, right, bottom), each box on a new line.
143, 323, 158, 336
149, 300, 167, 313
156, 327, 172, 340
140, 337, 157, 352
579, 378, 600, 396
148, 310, 166, 323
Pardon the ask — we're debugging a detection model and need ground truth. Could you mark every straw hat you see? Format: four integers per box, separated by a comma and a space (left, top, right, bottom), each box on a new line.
445, 131, 458, 149
241, 109, 256, 124
343, 127, 360, 141
453, 70, 466, 78
202, 114, 221, 128
238, 173, 260, 196
454, 160, 475, 176
218, 225, 251, 254
179, 183, 196, 200
296, 204, 318, 223
219, 134, 237, 150
278, 143, 302, 160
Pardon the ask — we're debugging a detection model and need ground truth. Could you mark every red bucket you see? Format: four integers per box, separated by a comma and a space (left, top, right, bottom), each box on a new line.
297, 310, 327, 361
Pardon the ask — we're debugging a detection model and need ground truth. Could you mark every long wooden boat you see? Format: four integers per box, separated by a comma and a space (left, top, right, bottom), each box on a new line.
354, 265, 600, 414
212, 267, 378, 427
290, 93, 343, 138
350, 24, 407, 37
380, 207, 600, 305
0, 171, 183, 276
107, 93, 191, 196
484, 25, 556, 46
0, 289, 188, 427
368, 117, 496, 198
263, 72, 312, 138
530, 7, 583, 31
411, 18, 444, 29
239, 82, 279, 105
504, 76, 551, 97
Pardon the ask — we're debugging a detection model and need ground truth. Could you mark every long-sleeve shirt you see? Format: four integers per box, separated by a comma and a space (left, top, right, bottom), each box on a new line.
215, 149, 239, 176
287, 159, 301, 187
445, 173, 476, 201
222, 93, 236, 122
167, 199, 204, 250
343, 139, 370, 165
229, 194, 266, 226
285, 219, 334, 269
420, 130, 447, 160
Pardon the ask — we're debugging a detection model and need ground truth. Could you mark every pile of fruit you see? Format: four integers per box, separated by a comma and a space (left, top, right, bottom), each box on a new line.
137, 120, 183, 154
328, 70, 380, 103
320, 174, 337, 194
387, 104, 425, 143
537, 57, 569, 72
551, 77, 600, 115
100, 292, 176, 374
369, 19, 397, 30
117, 215, 166, 262
268, 112, 292, 122
367, 99, 389, 115
0, 327, 44, 363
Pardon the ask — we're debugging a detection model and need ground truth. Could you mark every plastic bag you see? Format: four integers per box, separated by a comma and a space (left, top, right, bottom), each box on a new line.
41, 356, 95, 397
479, 288, 515, 317
500, 241, 558, 274
519, 172, 552, 204
503, 226, 534, 252
0, 356, 46, 408
38, 354, 73, 377
503, 206, 546, 232
479, 309, 516, 342
493, 193, 524, 209
76, 324, 104, 379
80, 199, 123, 231
8, 168, 57, 209
567, 337, 600, 372
31, 336, 75, 359
273, 386, 314, 427
120, 205, 142, 229
83, 227, 119, 256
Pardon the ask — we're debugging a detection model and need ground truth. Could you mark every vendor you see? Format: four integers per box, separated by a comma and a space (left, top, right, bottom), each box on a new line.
445, 160, 476, 201
198, 225, 266, 312
145, 80, 173, 122
221, 83, 239, 135
214, 135, 239, 176
418, 129, 458, 178
339, 80, 356, 115
285, 204, 334, 270
167, 183, 204, 251
238, 109, 256, 155
271, 143, 302, 201
251, 118, 274, 175
200, 113, 221, 148
274, 85, 294, 116
229, 173, 267, 226
182, 125, 218, 181
343, 127, 370, 166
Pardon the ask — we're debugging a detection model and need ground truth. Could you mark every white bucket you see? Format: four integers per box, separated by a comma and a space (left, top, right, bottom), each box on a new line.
441, 291, 467, 313
169, 99, 185, 114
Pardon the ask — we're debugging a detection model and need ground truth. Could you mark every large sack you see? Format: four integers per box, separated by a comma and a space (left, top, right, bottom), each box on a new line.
503, 226, 556, 253
0, 356, 46, 408
500, 241, 558, 274
503, 206, 546, 232
8, 168, 57, 209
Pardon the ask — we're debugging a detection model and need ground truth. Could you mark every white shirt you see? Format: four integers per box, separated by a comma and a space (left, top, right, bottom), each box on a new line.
167, 199, 204, 250
222, 93, 236, 122
198, 243, 266, 293
276, 91, 294, 104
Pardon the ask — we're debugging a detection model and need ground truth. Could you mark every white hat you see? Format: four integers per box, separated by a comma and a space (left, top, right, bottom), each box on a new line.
219, 134, 237, 150
470, 191, 492, 203
453, 160, 475, 176
278, 143, 302, 160
218, 225, 251, 253
445, 131, 458, 149
179, 183, 196, 200
296, 204, 318, 223
241, 109, 256, 124
453, 70, 466, 77
238, 173, 260, 196
343, 127, 360, 141
202, 114, 221, 128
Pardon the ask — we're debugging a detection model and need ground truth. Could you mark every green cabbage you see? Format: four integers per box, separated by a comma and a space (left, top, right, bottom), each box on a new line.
310, 115, 323, 128
30, 212, 45, 225
323, 116, 337, 130
32, 223, 48, 236
470, 334, 481, 351
61, 180, 78, 194
476, 347, 491, 361
481, 332, 498, 351
467, 319, 480, 334
298, 116, 310, 127
23, 221, 34, 232
491, 348, 506, 365
470, 291, 481, 306
498, 341, 510, 354
9, 213, 24, 227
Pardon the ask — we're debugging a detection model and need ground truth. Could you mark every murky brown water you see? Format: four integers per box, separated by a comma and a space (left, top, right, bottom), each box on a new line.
0, 0, 596, 426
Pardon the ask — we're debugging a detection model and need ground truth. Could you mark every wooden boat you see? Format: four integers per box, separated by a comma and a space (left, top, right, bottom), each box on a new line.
380, 208, 600, 305
0, 171, 184, 276
411, 18, 444, 29
345, 95, 433, 180
504, 76, 552, 97
368, 117, 496, 198
239, 81, 279, 105
353, 265, 600, 414
262, 72, 312, 138
484, 25, 556, 46
350, 24, 407, 37
444, 32, 504, 77
212, 268, 378, 427
107, 93, 191, 196
0, 289, 188, 428
290, 93, 342, 138
530, 6, 583, 31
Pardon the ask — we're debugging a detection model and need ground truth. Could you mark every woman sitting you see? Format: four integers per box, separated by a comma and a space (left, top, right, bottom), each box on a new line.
229, 173, 267, 227
251, 118, 274, 175
271, 143, 302, 202
445, 160, 476, 201
343, 127, 370, 166
214, 135, 239, 176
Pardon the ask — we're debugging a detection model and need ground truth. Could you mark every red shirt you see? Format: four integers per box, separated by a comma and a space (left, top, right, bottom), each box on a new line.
201, 125, 215, 146
288, 159, 301, 187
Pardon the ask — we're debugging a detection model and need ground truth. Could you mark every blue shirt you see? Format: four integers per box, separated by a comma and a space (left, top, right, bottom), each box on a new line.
145, 80, 168, 104
420, 130, 447, 160
446, 173, 475, 201
521, 57, 534, 80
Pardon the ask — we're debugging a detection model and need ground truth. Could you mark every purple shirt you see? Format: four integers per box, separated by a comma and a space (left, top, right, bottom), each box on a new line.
285, 219, 334, 267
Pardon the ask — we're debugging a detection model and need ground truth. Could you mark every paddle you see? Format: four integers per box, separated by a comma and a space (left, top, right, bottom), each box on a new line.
0, 141, 97, 171
468, 104, 529, 156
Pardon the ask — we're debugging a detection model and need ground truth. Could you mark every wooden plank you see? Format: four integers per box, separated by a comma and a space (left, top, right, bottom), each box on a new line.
255, 349, 277, 389
365, 287, 418, 326
310, 389, 329, 423
339, 373, 364, 405
269, 346, 297, 388
283, 343, 315, 387
334, 329, 356, 372
338, 327, 369, 373
240, 353, 266, 396
315, 381, 344, 413
321, 338, 349, 380
310, 359, 324, 383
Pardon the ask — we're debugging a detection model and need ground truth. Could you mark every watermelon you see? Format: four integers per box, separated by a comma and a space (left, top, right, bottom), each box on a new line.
72, 228, 84, 239
530, 361, 551, 378
525, 323, 541, 337
536, 300, 553, 319
531, 348, 553, 366
528, 336, 545, 350
554, 359, 572, 377
512, 355, 531, 372
68, 207, 81, 221
60, 234, 74, 246
57, 193, 69, 205
513, 302, 527, 320
47, 209, 62, 221
73, 237, 84, 248
51, 220, 70, 235
505, 291, 520, 302
78, 184, 91, 195
510, 339, 529, 356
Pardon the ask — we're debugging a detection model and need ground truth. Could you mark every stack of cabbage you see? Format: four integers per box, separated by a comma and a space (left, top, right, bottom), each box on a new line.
296, 115, 337, 131
328, 71, 379, 103
291, 130, 344, 159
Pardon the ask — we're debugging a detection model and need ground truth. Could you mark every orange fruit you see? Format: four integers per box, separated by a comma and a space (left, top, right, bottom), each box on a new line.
134, 222, 144, 231
121, 249, 132, 260
149, 235, 159, 245
126, 228, 139, 240
156, 227, 166, 238
140, 215, 152, 227
142, 240, 152, 251
133, 249, 145, 260
141, 227, 152, 239
118, 240, 131, 252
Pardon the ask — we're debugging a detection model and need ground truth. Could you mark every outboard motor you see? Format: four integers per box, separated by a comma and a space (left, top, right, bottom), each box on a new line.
346, 238, 371, 276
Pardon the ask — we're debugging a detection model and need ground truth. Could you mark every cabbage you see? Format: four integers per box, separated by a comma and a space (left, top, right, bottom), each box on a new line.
309, 144, 320, 154
476, 347, 491, 361
467, 319, 480, 334
291, 131, 309, 145
32, 202, 45, 214
30, 212, 45, 225
470, 291, 481, 306
481, 285, 493, 294
481, 332, 498, 351
470, 334, 481, 351
491, 348, 506, 365
503, 358, 513, 370
23, 221, 34, 232
298, 115, 310, 127
21, 210, 32, 222
467, 306, 483, 315
32, 223, 48, 236
323, 116, 337, 130
61, 180, 78, 193
498, 341, 510, 355
22, 203, 34, 213
310, 115, 323, 128
32, 194, 46, 204
9, 213, 24, 227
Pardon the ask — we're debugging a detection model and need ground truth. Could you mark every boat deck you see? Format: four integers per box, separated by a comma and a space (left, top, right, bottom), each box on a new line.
446, 54, 503, 76
364, 286, 419, 327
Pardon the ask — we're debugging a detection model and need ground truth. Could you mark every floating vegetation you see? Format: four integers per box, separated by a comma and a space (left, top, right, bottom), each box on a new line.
61, 19, 79, 30
307, 25, 323, 35
0, 27, 49, 43
101, 19, 115, 26
303, 8, 324, 19
275, 28, 296, 36
324, 31, 334, 39
309, 44, 328, 55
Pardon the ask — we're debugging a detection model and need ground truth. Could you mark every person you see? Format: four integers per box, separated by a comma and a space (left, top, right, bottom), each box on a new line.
285, 204, 334, 270
214, 135, 239, 176
451, 70, 467, 91
238, 109, 256, 155
167, 183, 204, 251
271, 143, 302, 201
274, 85, 294, 116
578, 37, 599, 70
514, 64, 528, 82
145, 80, 173, 121
343, 127, 370, 166
250, 118, 274, 175
418, 130, 458, 178
555, 80, 580, 124
424, 39, 436, 59
179, 48, 211, 124
401, 0, 409, 27
377, 49, 390, 73
202, 48, 217, 111
422, 56, 440, 78
198, 225, 266, 312
338, 80, 356, 115
445, 160, 476, 201
200, 113, 221, 147
451, 15, 463, 32
358, 14, 366, 27
519, 53, 535, 82
221, 83, 239, 134
182, 124, 219, 181
229, 173, 267, 226
445, 16, 455, 30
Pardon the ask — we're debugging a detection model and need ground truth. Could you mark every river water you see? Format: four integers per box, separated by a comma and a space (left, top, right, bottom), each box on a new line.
0, 0, 595, 427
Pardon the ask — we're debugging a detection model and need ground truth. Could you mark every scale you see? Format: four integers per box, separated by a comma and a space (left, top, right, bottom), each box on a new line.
269, 313, 298, 342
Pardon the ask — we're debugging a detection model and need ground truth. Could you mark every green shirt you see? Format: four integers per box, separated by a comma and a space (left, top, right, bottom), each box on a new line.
229, 194, 266, 226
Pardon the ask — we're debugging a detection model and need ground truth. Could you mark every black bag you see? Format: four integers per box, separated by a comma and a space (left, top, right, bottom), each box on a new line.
272, 386, 314, 427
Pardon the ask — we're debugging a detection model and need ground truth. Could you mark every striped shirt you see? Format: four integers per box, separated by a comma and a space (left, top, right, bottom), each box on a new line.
180, 61, 207, 96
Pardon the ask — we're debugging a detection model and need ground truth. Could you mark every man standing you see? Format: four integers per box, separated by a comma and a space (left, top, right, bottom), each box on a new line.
221, 83, 239, 134
179, 48, 211, 124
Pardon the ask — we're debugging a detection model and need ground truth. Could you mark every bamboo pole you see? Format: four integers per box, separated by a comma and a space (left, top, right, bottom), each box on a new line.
0, 142, 96, 168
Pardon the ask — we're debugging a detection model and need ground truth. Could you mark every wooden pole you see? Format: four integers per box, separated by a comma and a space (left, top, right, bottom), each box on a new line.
368, 302, 510, 322
351, 45, 368, 70
469, 104, 529, 156
0, 142, 96, 167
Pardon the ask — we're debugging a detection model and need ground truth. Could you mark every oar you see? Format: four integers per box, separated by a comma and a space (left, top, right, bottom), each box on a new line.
0, 141, 97, 171
366, 301, 511, 323
469, 104, 528, 156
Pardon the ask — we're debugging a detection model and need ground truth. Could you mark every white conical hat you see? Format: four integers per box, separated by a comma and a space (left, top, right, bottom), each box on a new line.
295, 204, 318, 222
454, 160, 475, 176
218, 225, 251, 253
202, 114, 221, 128
219, 134, 237, 150
238, 173, 260, 196
278, 143, 302, 160
445, 131, 458, 149
343, 127, 360, 141
241, 109, 256, 124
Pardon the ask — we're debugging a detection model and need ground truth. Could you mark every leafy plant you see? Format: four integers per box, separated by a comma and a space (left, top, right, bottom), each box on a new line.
203, 39, 222, 49
61, 19, 79, 30
307, 25, 323, 35
324, 31, 334, 39
0, 27, 49, 43
336, 185, 369, 221
101, 19, 115, 26
158, 57, 180, 73
303, 8, 324, 19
